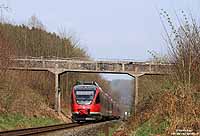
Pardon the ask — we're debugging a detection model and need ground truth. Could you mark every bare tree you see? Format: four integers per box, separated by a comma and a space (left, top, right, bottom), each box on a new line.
0, 31, 12, 80
160, 10, 200, 88
28, 15, 45, 30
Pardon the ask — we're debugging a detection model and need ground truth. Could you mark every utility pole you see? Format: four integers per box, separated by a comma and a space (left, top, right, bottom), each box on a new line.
0, 4, 8, 23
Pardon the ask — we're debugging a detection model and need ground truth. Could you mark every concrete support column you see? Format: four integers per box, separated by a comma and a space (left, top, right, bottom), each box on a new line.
96, 62, 98, 71
149, 64, 152, 72
134, 76, 139, 114
128, 73, 144, 115
122, 63, 125, 71
55, 73, 61, 113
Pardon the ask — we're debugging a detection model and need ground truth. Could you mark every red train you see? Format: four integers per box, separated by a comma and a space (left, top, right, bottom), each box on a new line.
71, 81, 120, 122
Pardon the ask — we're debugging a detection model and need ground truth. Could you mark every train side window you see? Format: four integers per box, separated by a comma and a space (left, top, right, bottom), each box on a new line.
95, 93, 100, 104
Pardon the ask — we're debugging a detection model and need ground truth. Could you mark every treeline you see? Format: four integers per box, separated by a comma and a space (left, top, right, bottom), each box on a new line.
0, 23, 87, 58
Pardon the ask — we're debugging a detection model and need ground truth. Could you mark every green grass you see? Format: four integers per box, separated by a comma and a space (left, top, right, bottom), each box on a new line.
0, 113, 62, 131
134, 118, 169, 136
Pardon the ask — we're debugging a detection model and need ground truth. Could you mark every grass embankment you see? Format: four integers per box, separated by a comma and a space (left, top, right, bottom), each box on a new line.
98, 123, 120, 136
134, 117, 169, 136
0, 80, 66, 131
0, 113, 62, 131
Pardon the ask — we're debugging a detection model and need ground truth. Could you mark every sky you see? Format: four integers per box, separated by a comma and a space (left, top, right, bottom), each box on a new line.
1, 0, 200, 80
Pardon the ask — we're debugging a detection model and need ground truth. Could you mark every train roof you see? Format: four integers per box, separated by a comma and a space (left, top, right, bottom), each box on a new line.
76, 81, 99, 86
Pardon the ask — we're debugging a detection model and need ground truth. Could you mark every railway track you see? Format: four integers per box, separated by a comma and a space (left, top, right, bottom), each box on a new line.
0, 123, 87, 136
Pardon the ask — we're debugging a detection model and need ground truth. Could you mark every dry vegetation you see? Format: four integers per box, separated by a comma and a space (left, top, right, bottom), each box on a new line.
0, 27, 68, 122
160, 10, 200, 134
117, 11, 200, 136
0, 31, 12, 82
0, 17, 111, 129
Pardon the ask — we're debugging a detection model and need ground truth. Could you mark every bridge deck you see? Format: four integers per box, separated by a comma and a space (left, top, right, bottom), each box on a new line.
9, 58, 172, 75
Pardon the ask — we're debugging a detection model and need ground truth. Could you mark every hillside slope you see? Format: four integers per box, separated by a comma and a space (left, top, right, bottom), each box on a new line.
0, 23, 110, 130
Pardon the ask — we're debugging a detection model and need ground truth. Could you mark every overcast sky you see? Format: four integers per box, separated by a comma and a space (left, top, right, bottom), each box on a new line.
1, 0, 200, 79
2, 0, 200, 60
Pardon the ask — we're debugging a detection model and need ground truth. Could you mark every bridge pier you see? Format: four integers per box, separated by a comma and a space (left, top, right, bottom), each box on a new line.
128, 73, 144, 114
134, 76, 139, 114
54, 72, 61, 114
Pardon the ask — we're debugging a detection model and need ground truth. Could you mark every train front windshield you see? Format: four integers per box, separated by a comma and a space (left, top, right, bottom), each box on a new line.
75, 90, 96, 105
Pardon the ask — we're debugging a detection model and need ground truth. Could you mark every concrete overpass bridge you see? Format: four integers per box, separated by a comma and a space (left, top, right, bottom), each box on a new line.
8, 57, 173, 113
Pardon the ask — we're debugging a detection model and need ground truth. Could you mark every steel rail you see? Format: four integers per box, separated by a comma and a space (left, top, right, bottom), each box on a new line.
0, 123, 86, 136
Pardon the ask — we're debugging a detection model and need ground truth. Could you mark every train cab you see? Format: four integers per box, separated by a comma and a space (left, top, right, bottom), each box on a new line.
71, 81, 120, 122
71, 82, 101, 122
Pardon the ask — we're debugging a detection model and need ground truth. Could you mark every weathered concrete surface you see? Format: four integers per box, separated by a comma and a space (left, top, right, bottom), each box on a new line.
9, 57, 173, 76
